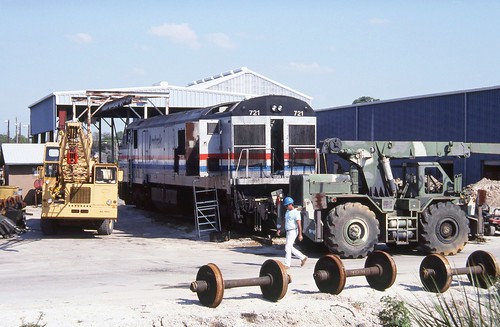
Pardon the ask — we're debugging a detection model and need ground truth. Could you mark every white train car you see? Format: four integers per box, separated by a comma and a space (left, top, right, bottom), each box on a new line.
118, 95, 316, 232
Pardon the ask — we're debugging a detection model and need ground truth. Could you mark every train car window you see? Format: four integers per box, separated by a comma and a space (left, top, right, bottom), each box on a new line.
133, 130, 138, 149
289, 125, 315, 166
234, 125, 265, 145
207, 122, 220, 135
208, 105, 230, 114
289, 125, 315, 145
123, 130, 130, 144
177, 130, 186, 155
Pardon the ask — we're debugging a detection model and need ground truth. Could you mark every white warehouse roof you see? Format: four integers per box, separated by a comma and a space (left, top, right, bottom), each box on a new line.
30, 67, 311, 109
1, 144, 44, 165
187, 67, 311, 104
29, 67, 312, 135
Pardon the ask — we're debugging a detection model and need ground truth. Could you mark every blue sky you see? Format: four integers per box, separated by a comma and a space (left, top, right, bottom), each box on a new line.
1, 0, 500, 136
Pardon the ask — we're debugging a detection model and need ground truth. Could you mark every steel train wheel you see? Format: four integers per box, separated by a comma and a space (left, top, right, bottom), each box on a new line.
195, 263, 224, 308
466, 250, 499, 289
364, 250, 397, 291
313, 254, 346, 294
419, 253, 453, 293
259, 259, 289, 302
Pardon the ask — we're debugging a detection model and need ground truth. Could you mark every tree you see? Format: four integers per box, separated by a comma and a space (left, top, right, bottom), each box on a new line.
0, 133, 28, 143
0, 134, 10, 143
352, 96, 380, 104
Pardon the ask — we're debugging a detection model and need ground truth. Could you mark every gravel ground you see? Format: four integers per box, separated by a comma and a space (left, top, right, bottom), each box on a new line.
1, 204, 499, 327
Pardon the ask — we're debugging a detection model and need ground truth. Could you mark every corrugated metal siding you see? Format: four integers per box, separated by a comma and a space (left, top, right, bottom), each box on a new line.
318, 94, 467, 141
167, 87, 248, 107
30, 96, 56, 134
189, 68, 312, 104
204, 72, 310, 103
357, 94, 465, 141
41, 87, 248, 109
316, 107, 357, 142
466, 89, 500, 143
206, 72, 311, 104
316, 87, 500, 185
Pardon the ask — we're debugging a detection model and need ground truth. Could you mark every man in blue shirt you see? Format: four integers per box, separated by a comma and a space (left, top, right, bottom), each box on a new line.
277, 197, 308, 268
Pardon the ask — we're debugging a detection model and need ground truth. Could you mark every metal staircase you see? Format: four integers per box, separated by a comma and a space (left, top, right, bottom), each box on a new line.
193, 183, 221, 238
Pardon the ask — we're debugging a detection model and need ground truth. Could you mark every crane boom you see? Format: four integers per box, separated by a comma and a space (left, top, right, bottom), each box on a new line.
322, 138, 500, 160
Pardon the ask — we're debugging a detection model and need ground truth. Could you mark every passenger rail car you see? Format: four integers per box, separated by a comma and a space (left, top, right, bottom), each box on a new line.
118, 95, 316, 232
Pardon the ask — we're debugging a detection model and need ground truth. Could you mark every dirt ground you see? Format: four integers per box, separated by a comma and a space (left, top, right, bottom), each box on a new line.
1, 204, 499, 327
464, 178, 500, 209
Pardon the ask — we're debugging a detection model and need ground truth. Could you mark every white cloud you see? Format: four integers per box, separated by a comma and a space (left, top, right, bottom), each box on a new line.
67, 32, 93, 44
149, 23, 200, 48
130, 67, 146, 76
286, 62, 334, 74
369, 18, 390, 26
206, 32, 235, 49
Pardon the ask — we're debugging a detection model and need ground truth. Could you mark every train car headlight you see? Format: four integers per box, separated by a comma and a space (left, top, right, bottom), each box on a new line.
277, 105, 282, 112
106, 199, 112, 206
271, 104, 277, 112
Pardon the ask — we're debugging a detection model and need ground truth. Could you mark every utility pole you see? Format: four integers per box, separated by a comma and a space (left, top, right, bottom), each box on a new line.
23, 124, 30, 143
15, 118, 19, 143
4, 120, 9, 143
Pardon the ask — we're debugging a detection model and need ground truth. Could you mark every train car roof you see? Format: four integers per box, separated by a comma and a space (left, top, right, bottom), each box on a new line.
126, 95, 314, 129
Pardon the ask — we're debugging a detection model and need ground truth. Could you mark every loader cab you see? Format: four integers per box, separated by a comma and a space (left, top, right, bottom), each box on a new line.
94, 166, 118, 184
43, 143, 60, 179
402, 162, 455, 198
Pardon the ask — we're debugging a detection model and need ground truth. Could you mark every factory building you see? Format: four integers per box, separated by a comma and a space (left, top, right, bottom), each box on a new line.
316, 86, 500, 185
28, 67, 311, 143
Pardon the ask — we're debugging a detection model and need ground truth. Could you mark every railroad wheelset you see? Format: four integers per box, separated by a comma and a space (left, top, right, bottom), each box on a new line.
420, 250, 499, 293
313, 250, 397, 294
190, 259, 291, 308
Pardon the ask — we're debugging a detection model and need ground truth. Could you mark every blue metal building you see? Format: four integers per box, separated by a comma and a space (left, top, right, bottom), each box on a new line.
316, 86, 500, 186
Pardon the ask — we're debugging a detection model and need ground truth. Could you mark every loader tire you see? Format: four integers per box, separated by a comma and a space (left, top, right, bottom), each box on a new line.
419, 202, 469, 255
97, 219, 114, 235
324, 202, 379, 259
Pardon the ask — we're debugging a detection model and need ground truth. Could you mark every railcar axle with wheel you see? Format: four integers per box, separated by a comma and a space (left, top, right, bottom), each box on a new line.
190, 259, 291, 308
419, 250, 499, 293
313, 250, 397, 294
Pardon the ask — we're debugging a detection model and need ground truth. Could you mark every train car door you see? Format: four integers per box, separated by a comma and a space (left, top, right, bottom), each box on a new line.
283, 117, 317, 175
174, 129, 185, 174
128, 130, 134, 185
125, 129, 135, 185
201, 119, 222, 176
141, 129, 149, 181
271, 119, 284, 174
